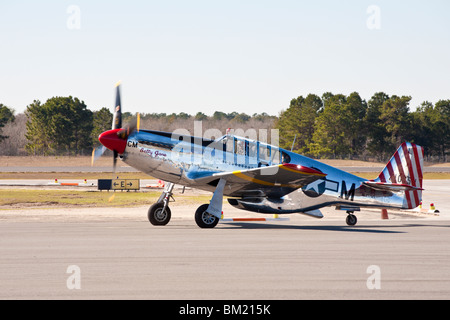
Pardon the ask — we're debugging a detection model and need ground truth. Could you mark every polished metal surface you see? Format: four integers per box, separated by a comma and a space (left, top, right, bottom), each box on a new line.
119, 130, 415, 215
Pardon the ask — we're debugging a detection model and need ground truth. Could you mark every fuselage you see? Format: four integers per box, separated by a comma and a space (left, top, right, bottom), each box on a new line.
117, 129, 406, 214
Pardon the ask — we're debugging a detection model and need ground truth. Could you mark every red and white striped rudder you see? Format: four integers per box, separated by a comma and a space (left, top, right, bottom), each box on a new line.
374, 142, 424, 209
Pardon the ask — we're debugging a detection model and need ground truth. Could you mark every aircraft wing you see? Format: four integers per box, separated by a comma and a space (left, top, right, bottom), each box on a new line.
192, 163, 327, 198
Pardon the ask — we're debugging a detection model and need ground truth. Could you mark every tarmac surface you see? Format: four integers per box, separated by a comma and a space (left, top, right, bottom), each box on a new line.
0, 179, 449, 300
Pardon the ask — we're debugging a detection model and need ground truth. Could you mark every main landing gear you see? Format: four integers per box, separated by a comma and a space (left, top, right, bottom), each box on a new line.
194, 204, 220, 229
193, 178, 226, 229
148, 179, 226, 229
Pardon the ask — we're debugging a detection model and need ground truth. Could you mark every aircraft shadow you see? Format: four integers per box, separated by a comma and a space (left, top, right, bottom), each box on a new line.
219, 222, 450, 233
218, 222, 406, 234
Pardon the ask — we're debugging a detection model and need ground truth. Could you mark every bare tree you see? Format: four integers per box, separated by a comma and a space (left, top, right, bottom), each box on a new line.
0, 113, 28, 155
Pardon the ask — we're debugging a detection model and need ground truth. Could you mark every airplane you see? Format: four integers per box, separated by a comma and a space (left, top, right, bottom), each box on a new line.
94, 83, 424, 228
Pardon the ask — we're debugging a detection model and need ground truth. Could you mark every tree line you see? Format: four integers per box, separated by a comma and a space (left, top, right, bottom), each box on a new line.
0, 104, 15, 142
0, 96, 276, 156
0, 92, 449, 162
277, 92, 449, 162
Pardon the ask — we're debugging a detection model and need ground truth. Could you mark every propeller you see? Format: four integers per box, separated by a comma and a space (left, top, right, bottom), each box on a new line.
112, 81, 122, 173
112, 112, 140, 172
91, 82, 140, 170
112, 81, 122, 130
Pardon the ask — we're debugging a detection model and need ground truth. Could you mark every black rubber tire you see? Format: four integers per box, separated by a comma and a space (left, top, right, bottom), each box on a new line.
194, 204, 219, 229
346, 214, 357, 226
148, 203, 171, 226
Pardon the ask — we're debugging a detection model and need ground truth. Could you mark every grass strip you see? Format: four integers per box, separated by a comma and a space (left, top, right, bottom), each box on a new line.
0, 189, 211, 209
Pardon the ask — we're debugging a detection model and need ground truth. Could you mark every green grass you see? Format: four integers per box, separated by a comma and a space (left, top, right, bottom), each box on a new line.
0, 189, 211, 209
0, 172, 148, 180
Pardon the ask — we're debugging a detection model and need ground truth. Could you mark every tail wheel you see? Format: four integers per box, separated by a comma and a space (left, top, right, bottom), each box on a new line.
195, 204, 219, 229
148, 203, 171, 226
346, 214, 357, 226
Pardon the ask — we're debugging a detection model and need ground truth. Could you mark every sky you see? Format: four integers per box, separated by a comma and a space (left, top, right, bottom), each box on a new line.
0, 0, 449, 116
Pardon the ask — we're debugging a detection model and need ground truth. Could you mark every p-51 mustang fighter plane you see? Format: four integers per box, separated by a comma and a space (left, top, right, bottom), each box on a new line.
95, 84, 424, 228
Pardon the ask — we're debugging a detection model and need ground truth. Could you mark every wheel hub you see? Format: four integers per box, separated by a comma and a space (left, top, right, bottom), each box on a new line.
202, 211, 216, 225
155, 208, 167, 221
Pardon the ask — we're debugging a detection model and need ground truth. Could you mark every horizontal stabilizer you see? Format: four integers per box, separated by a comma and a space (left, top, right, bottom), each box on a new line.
363, 181, 424, 192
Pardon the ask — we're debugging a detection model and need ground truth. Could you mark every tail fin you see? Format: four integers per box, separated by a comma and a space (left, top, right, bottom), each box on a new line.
374, 142, 424, 209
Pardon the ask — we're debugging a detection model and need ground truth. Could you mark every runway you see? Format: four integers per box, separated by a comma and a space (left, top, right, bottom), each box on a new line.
1, 205, 449, 300
0, 179, 449, 300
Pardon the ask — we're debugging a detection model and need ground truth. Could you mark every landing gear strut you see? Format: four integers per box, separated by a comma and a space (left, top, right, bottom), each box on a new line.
148, 182, 174, 226
346, 211, 358, 226
194, 178, 226, 229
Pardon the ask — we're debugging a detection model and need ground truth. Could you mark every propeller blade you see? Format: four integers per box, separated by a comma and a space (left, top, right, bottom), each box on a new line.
112, 81, 122, 130
111, 81, 122, 178
91, 145, 107, 166
108, 193, 116, 203
137, 112, 140, 132
113, 150, 118, 173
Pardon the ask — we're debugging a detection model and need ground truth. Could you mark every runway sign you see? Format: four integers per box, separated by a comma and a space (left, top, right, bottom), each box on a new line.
112, 179, 140, 190
98, 179, 140, 191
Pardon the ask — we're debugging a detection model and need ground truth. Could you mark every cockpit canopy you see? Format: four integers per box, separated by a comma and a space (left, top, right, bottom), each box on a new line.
214, 134, 291, 167
133, 130, 291, 169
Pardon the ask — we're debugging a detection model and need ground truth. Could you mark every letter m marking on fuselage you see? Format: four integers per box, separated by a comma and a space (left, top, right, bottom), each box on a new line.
340, 181, 356, 201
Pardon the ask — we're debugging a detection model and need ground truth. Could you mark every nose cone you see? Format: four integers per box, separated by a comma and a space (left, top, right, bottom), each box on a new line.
99, 129, 127, 154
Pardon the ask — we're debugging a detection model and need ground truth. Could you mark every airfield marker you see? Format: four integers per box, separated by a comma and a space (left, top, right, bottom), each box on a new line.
412, 202, 440, 215
429, 203, 440, 214
381, 209, 389, 220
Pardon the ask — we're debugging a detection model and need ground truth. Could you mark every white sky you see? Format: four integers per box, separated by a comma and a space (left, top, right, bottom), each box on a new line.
1, 0, 449, 116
